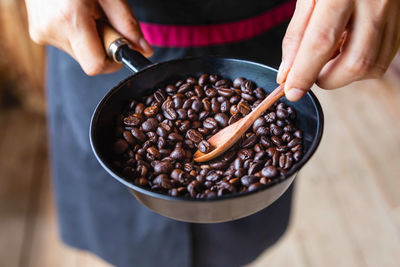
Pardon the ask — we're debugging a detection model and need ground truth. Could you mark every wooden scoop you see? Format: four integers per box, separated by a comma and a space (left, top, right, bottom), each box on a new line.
193, 84, 285, 162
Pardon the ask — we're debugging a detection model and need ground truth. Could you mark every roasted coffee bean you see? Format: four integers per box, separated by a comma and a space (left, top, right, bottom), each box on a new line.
203, 117, 218, 129
187, 109, 198, 120
233, 157, 243, 170
241, 93, 255, 102
294, 130, 303, 139
206, 171, 221, 182
217, 88, 234, 97
165, 84, 177, 93
252, 117, 266, 131
209, 74, 219, 84
147, 131, 158, 143
156, 127, 168, 138
179, 120, 191, 132
261, 166, 278, 178
211, 98, 220, 113
210, 162, 227, 170
281, 132, 292, 143
153, 161, 173, 174
283, 124, 296, 133
135, 103, 145, 114
254, 88, 266, 99
238, 101, 251, 115
199, 140, 211, 153
241, 80, 256, 93
220, 100, 230, 113
142, 118, 158, 132
202, 98, 211, 111
254, 151, 267, 161
154, 90, 166, 103
230, 105, 239, 116
215, 78, 231, 87
293, 151, 302, 162
214, 113, 229, 127
177, 83, 192, 94
153, 174, 173, 189
205, 88, 218, 97
228, 113, 241, 125
240, 175, 258, 187
186, 129, 203, 143
260, 136, 273, 148
144, 106, 159, 117
276, 119, 286, 127
191, 99, 202, 112
168, 132, 183, 142
276, 109, 288, 119
241, 134, 258, 148
123, 131, 135, 146
171, 147, 186, 160
271, 136, 282, 146
265, 112, 276, 123
233, 77, 245, 88
248, 162, 263, 175
270, 124, 283, 136
123, 114, 142, 126
114, 139, 129, 154
198, 74, 209, 87
237, 149, 254, 161
248, 182, 262, 191
131, 128, 146, 143
147, 146, 161, 159
199, 111, 210, 121
256, 126, 269, 136
288, 138, 302, 148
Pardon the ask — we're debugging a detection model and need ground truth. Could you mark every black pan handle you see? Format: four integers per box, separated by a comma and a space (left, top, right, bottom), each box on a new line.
98, 22, 153, 73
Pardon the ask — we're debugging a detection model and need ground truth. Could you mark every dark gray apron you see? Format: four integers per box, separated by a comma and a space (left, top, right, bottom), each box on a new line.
47, 1, 294, 266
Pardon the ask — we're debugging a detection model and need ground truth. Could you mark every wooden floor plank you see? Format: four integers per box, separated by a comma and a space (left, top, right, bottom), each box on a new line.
0, 109, 41, 267
27, 130, 110, 267
247, 227, 307, 267
310, 85, 400, 267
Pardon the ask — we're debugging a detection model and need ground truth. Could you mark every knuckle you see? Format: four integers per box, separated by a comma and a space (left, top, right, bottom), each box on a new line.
308, 28, 337, 55
121, 19, 142, 40
84, 59, 107, 76
282, 34, 299, 50
344, 57, 374, 78
28, 27, 44, 44
369, 65, 387, 79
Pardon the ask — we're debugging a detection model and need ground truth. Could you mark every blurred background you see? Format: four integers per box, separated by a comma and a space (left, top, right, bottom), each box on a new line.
0, 1, 399, 267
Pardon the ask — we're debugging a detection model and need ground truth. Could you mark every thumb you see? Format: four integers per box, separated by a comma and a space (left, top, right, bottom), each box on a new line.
99, 0, 153, 57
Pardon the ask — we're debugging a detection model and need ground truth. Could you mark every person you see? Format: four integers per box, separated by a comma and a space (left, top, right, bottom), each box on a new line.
24, 0, 400, 266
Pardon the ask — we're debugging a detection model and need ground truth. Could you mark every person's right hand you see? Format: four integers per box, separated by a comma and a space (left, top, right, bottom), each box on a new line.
24, 0, 153, 75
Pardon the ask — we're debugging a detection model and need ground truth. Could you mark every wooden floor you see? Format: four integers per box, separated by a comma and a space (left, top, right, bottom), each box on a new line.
1, 67, 400, 267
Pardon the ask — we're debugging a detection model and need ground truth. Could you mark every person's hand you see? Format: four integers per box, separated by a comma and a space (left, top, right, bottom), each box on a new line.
24, 0, 153, 75
277, 0, 400, 101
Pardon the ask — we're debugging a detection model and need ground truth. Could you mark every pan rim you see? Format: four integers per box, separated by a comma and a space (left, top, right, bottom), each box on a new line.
89, 55, 324, 202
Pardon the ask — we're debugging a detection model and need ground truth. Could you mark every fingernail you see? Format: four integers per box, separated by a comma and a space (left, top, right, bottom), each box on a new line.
276, 60, 285, 84
285, 88, 304, 102
139, 38, 153, 55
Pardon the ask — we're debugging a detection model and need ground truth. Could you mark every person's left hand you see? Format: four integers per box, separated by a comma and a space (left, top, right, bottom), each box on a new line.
277, 0, 400, 101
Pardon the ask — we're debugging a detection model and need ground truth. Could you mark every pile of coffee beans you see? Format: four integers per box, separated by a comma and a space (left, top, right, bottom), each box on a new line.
112, 74, 304, 198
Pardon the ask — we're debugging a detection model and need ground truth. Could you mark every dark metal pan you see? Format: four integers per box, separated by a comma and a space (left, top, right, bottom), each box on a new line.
90, 25, 324, 223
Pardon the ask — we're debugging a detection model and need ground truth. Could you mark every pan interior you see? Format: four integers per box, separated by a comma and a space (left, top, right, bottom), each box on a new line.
90, 56, 323, 201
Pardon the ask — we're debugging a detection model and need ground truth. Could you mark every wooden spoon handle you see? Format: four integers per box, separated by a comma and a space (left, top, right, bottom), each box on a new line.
248, 83, 285, 120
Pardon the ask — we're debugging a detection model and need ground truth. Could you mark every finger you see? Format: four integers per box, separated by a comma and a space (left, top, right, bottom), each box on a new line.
68, 12, 122, 75
317, 3, 386, 89
284, 0, 353, 101
99, 0, 153, 57
373, 5, 400, 77
277, 0, 315, 84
